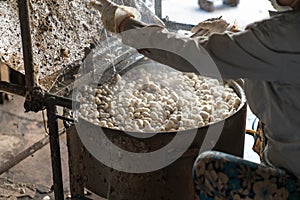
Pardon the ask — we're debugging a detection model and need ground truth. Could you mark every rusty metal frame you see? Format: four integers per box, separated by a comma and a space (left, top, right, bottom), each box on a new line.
0, 0, 79, 199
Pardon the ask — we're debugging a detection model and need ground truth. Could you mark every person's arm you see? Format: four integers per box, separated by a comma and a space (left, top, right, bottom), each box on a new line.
121, 13, 300, 83
121, 19, 221, 78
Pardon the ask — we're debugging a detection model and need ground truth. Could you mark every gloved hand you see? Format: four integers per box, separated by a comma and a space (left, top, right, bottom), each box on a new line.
90, 0, 141, 33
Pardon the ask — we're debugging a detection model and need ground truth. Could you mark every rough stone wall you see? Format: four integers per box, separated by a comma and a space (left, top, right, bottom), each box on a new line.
0, 0, 103, 89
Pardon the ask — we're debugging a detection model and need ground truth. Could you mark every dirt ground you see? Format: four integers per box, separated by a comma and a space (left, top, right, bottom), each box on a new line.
0, 95, 107, 200
0, 95, 70, 199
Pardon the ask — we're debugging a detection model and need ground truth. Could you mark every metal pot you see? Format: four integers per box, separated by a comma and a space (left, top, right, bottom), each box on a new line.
67, 77, 247, 200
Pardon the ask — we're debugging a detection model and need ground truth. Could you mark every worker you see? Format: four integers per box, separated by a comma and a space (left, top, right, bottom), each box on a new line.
92, 0, 300, 198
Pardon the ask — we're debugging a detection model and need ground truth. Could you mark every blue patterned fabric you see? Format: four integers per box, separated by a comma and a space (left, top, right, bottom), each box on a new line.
193, 151, 300, 200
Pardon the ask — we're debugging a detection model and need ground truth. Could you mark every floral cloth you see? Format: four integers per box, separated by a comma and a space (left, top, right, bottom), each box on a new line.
193, 151, 300, 200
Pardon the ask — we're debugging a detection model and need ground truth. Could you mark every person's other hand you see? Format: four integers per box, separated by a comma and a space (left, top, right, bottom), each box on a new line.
90, 0, 141, 33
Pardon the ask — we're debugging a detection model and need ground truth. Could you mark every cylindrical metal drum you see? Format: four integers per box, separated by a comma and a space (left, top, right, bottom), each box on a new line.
67, 79, 247, 200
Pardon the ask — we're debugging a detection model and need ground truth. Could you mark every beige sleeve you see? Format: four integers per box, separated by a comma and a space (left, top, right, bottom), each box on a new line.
121, 13, 300, 83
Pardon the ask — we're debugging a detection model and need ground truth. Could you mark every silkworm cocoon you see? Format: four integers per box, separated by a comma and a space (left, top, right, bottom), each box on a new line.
200, 111, 210, 121
149, 101, 161, 108
165, 120, 175, 131
78, 68, 241, 132
99, 120, 107, 127
150, 111, 159, 120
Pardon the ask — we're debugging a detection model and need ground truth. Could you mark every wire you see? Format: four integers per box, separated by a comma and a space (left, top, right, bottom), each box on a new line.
245, 129, 256, 136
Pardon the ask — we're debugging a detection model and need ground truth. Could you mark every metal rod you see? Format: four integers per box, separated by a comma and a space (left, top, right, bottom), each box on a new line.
154, 0, 162, 19
18, 0, 36, 91
56, 115, 75, 123
47, 94, 79, 110
0, 128, 65, 176
46, 103, 64, 200
162, 19, 194, 31
0, 81, 26, 97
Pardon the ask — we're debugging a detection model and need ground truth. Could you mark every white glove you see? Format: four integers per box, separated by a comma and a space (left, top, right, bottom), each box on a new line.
90, 0, 141, 33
